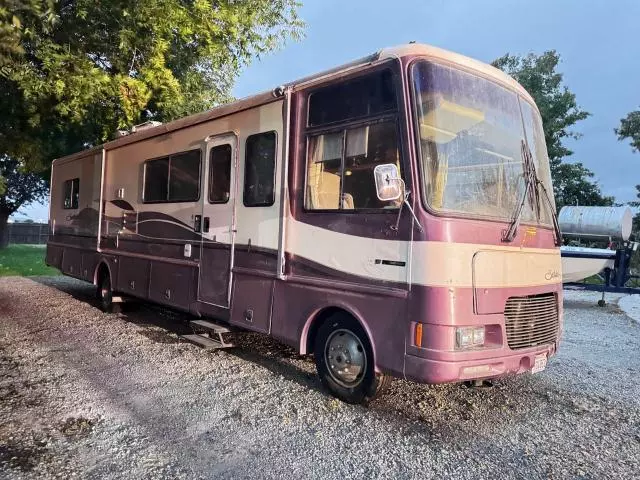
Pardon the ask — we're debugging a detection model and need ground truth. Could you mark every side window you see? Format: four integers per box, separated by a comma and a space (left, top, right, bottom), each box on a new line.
305, 68, 402, 211
308, 69, 396, 127
143, 157, 169, 202
243, 132, 277, 207
143, 150, 201, 203
306, 133, 343, 209
63, 178, 80, 209
168, 150, 200, 202
209, 144, 232, 203
305, 122, 401, 210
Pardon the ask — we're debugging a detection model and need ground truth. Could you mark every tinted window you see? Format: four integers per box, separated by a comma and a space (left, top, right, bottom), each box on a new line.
308, 70, 397, 127
209, 144, 232, 203
305, 121, 401, 210
169, 150, 200, 202
63, 178, 80, 209
143, 150, 201, 203
243, 132, 276, 207
143, 157, 169, 202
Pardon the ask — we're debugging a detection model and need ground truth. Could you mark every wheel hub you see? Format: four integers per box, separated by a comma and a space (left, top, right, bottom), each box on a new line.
325, 329, 366, 387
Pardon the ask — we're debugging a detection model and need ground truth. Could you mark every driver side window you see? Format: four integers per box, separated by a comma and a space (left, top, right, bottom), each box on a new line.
305, 121, 401, 210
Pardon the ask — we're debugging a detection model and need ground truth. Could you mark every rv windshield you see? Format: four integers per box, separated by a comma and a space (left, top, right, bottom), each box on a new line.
411, 60, 553, 225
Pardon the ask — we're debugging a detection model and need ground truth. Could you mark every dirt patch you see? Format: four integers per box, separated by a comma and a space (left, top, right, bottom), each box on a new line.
59, 417, 97, 439
0, 436, 50, 472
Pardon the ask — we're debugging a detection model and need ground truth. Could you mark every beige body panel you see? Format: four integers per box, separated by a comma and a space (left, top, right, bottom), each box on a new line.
286, 216, 560, 288
103, 100, 285, 249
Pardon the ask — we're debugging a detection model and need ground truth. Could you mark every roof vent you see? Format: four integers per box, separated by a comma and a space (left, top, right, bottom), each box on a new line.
131, 121, 162, 133
116, 120, 163, 137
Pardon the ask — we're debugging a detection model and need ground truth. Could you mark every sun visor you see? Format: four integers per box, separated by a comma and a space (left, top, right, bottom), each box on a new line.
419, 97, 484, 144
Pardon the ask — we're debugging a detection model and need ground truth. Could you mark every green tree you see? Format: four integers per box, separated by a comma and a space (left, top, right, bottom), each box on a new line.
616, 112, 640, 242
616, 110, 640, 153
0, 1, 54, 69
0, 0, 303, 247
0, 156, 48, 247
493, 51, 613, 209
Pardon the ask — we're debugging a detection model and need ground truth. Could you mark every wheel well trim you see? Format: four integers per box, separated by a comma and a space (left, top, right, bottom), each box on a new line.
299, 303, 377, 369
93, 259, 113, 286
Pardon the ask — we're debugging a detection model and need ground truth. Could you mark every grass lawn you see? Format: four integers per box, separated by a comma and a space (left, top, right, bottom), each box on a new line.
0, 245, 60, 277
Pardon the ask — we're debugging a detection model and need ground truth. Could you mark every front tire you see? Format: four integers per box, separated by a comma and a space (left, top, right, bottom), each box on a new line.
314, 313, 389, 404
97, 273, 120, 314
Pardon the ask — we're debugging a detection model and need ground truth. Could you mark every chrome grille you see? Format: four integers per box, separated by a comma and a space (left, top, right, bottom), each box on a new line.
504, 293, 559, 350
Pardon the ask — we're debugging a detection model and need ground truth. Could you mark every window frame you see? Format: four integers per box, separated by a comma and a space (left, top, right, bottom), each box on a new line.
142, 148, 202, 204
242, 131, 278, 208
306, 67, 398, 129
208, 143, 233, 205
303, 66, 404, 214
62, 177, 80, 210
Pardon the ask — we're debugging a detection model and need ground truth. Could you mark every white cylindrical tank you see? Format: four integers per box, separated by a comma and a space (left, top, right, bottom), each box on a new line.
559, 206, 633, 241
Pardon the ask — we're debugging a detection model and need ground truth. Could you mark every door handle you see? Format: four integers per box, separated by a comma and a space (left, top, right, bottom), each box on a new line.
194, 215, 202, 232
203, 217, 210, 233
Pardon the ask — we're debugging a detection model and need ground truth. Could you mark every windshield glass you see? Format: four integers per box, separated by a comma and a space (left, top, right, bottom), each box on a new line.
411, 60, 553, 225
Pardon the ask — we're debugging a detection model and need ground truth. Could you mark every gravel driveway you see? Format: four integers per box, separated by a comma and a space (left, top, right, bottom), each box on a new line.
1, 277, 639, 479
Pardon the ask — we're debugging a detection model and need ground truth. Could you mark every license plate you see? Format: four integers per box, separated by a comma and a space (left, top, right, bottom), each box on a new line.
532, 354, 547, 374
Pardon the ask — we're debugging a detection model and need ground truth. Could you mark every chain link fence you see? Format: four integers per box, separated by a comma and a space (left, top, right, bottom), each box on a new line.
7, 223, 50, 245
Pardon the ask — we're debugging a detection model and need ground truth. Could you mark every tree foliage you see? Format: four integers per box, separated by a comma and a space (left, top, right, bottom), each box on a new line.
493, 51, 613, 209
0, 155, 48, 247
2, 0, 303, 163
0, 156, 47, 215
0, 0, 303, 245
616, 110, 640, 153
0, 1, 55, 69
616, 111, 640, 240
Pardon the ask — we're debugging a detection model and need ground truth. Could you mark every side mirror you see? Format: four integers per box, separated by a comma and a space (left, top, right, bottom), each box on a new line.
373, 164, 402, 202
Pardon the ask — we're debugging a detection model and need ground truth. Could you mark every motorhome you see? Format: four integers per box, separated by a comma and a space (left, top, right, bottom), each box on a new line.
47, 43, 563, 404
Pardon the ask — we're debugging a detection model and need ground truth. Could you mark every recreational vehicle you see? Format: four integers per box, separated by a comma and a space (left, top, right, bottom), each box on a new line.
46, 43, 563, 404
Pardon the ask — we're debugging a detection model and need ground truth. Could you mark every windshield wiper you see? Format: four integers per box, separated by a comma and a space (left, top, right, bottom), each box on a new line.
502, 140, 562, 247
536, 177, 563, 247
502, 140, 540, 243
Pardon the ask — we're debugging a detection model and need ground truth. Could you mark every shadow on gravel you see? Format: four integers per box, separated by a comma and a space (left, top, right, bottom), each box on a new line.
0, 442, 48, 473
563, 298, 622, 312
33, 276, 194, 338
33, 276, 327, 397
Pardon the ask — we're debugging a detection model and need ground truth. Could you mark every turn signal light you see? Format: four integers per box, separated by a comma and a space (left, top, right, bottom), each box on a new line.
415, 323, 423, 347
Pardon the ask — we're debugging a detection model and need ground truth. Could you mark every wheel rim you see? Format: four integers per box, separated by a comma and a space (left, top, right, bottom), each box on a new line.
324, 329, 367, 388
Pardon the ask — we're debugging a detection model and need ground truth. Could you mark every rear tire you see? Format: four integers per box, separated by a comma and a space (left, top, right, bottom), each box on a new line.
97, 272, 120, 314
313, 313, 389, 405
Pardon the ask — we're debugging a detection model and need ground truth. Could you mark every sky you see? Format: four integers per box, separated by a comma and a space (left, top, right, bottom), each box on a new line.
15, 0, 640, 220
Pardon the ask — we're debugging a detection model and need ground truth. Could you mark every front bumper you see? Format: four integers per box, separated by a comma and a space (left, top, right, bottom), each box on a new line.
404, 343, 557, 384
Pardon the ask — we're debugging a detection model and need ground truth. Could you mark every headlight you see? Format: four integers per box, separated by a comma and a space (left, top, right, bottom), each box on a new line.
456, 326, 485, 349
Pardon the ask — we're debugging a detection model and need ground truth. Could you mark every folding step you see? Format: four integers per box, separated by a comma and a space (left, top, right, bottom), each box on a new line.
189, 319, 231, 334
180, 334, 233, 350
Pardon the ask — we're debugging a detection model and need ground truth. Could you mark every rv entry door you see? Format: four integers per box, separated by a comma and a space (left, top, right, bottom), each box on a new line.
197, 133, 238, 308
